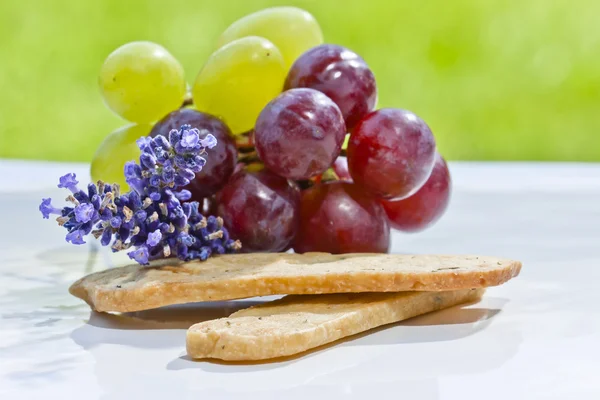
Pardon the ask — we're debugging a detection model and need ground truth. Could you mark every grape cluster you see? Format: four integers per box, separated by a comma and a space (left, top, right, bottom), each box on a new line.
91, 6, 452, 256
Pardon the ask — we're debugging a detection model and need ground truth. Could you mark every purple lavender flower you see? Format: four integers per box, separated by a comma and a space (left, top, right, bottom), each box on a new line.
152, 135, 171, 151
39, 198, 61, 219
110, 216, 122, 228
129, 126, 212, 197
149, 190, 161, 202
136, 136, 153, 151
197, 248, 210, 261
40, 124, 242, 266
146, 229, 162, 247
140, 153, 157, 169
74, 203, 95, 223
177, 232, 195, 247
128, 246, 149, 265
174, 189, 191, 201
168, 128, 182, 146
189, 155, 207, 170
124, 161, 142, 180
162, 165, 175, 184
173, 175, 189, 187
180, 129, 200, 149
200, 133, 218, 149
66, 229, 86, 245
58, 173, 79, 193
154, 147, 169, 163
101, 228, 112, 246
179, 168, 196, 181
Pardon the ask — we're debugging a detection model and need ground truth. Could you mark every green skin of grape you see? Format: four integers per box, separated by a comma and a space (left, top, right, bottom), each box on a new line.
90, 124, 151, 191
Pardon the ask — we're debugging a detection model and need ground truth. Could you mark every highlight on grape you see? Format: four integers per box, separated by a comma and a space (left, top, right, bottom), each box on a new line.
50, 5, 452, 264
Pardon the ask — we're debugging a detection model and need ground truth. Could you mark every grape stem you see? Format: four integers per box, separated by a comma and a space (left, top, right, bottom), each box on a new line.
181, 95, 194, 108
295, 168, 339, 190
235, 133, 255, 154
296, 180, 313, 190
238, 152, 261, 164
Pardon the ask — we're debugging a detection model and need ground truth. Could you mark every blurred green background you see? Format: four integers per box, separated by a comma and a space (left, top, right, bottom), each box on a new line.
1, 0, 599, 162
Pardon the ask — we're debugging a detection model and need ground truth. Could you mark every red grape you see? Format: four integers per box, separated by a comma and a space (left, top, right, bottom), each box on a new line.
199, 196, 219, 217
150, 108, 237, 199
381, 153, 451, 232
294, 181, 390, 254
254, 88, 346, 180
284, 44, 377, 131
216, 169, 300, 252
348, 108, 436, 200
332, 156, 352, 182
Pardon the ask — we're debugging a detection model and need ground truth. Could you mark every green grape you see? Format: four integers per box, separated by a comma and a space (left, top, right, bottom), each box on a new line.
99, 41, 186, 123
90, 124, 151, 190
192, 36, 286, 135
217, 7, 323, 69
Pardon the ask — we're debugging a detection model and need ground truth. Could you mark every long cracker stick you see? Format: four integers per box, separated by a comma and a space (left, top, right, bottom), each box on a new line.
69, 253, 519, 312
187, 288, 484, 361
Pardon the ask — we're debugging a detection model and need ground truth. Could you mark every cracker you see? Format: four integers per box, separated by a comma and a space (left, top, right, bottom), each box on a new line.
69, 253, 520, 312
187, 288, 484, 360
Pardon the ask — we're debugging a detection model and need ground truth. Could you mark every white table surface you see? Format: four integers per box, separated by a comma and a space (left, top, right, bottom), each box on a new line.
1, 160, 599, 400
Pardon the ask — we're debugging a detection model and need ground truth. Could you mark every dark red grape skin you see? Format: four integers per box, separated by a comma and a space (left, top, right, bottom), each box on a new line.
254, 88, 346, 180
381, 153, 451, 232
216, 169, 300, 253
293, 181, 390, 254
348, 108, 436, 200
150, 108, 237, 199
199, 196, 219, 217
284, 44, 377, 131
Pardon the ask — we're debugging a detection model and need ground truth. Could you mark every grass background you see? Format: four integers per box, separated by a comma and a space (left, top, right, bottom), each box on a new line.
1, 0, 599, 162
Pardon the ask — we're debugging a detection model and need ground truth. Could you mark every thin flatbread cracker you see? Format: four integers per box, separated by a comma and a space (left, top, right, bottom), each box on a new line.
187, 288, 485, 360
70, 253, 520, 312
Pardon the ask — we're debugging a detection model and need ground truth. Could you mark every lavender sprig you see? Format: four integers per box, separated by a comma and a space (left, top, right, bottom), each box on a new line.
125, 124, 216, 199
39, 125, 241, 265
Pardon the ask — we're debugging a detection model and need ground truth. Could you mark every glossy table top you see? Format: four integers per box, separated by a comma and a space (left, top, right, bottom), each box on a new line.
1, 160, 599, 399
